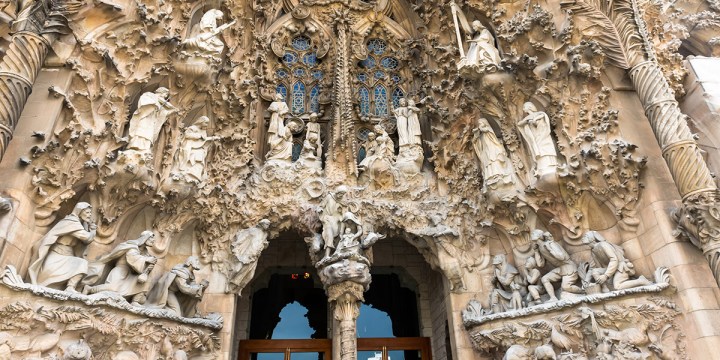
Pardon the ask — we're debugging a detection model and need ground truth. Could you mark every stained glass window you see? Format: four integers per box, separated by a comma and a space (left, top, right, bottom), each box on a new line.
274, 36, 322, 115
355, 39, 404, 118
310, 86, 320, 113
392, 88, 405, 108
357, 146, 367, 164
292, 36, 311, 51
374, 85, 388, 116
359, 87, 370, 116
292, 82, 305, 114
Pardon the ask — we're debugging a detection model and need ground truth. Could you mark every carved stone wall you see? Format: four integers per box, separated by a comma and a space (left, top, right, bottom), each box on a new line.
0, 0, 719, 358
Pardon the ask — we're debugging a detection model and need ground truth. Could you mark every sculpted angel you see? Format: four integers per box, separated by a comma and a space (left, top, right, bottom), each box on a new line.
226, 219, 271, 294
517, 102, 558, 177
182, 10, 233, 57
393, 98, 422, 146
449, 2, 501, 73
472, 118, 513, 189
175, 116, 220, 183
124, 87, 178, 158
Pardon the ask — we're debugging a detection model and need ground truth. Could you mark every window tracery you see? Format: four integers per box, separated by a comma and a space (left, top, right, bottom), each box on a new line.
275, 35, 325, 116
355, 38, 406, 119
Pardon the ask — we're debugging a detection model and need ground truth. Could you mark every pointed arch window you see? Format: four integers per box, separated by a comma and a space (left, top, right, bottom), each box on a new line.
274, 35, 323, 115
356, 38, 405, 119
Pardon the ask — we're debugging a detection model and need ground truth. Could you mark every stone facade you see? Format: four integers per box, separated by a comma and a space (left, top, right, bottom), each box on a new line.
0, 0, 720, 359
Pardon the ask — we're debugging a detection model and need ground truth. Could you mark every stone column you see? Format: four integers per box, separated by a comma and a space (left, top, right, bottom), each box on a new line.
328, 281, 364, 360
0, 1, 57, 161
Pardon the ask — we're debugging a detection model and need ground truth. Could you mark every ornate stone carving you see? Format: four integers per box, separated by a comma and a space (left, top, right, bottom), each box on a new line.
517, 102, 558, 182
175, 9, 235, 84
225, 219, 270, 294
28, 202, 98, 292
171, 116, 220, 184
119, 88, 178, 167
449, 1, 501, 75
146, 256, 209, 318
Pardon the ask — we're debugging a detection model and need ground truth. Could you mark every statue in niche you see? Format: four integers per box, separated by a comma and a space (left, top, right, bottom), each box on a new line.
226, 219, 271, 294
173, 116, 220, 183
146, 256, 209, 317
489, 254, 526, 313
182, 10, 232, 57
306, 112, 322, 138
449, 2, 501, 74
319, 185, 348, 258
358, 125, 398, 188
530, 229, 583, 301
517, 102, 558, 178
581, 231, 651, 291
267, 93, 290, 143
416, 215, 465, 291
81, 231, 157, 304
28, 202, 97, 292
472, 118, 514, 190
393, 98, 422, 147
265, 122, 299, 164
121, 87, 178, 162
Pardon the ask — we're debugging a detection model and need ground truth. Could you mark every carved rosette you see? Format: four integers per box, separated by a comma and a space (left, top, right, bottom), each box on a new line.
0, 31, 50, 160
328, 281, 364, 360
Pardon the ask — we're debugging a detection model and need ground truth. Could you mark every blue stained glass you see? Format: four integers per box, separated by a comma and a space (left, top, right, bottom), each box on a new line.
367, 39, 386, 55
359, 87, 370, 116
374, 85, 388, 116
374, 71, 386, 79
292, 142, 302, 161
310, 85, 320, 113
312, 70, 324, 80
380, 57, 399, 69
303, 53, 317, 66
276, 84, 287, 101
293, 68, 306, 77
358, 73, 368, 82
392, 87, 405, 108
360, 57, 376, 69
357, 146, 367, 164
391, 74, 401, 83
292, 36, 311, 51
292, 82, 305, 114
283, 52, 298, 65
276, 69, 289, 79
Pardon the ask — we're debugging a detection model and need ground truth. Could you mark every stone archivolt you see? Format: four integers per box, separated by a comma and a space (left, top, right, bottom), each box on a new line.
0, 0, 717, 357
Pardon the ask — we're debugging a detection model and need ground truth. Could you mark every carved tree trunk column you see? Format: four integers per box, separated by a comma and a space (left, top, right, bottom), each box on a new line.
328, 281, 364, 360
0, 30, 51, 161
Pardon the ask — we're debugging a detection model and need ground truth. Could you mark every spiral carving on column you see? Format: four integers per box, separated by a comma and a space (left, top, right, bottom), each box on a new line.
663, 142, 717, 198
0, 32, 49, 82
0, 74, 33, 160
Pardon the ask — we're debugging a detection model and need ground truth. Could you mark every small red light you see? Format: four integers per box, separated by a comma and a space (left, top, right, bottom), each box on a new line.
291, 274, 299, 280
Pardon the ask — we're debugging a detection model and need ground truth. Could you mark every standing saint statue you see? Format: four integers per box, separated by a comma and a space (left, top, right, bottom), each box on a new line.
28, 202, 97, 292
449, 2, 502, 73
267, 93, 290, 142
124, 87, 178, 159
517, 102, 558, 177
175, 116, 220, 183
319, 186, 348, 258
472, 118, 513, 189
393, 98, 422, 146
226, 219, 271, 294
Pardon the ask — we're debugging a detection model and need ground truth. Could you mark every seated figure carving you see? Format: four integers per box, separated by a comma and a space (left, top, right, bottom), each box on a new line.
81, 230, 158, 304
530, 229, 584, 302
489, 254, 526, 313
28, 202, 97, 293
146, 256, 209, 318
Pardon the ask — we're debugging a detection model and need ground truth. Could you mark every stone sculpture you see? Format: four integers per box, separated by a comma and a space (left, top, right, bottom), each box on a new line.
298, 127, 323, 169
28, 202, 97, 292
489, 254, 525, 313
581, 231, 651, 291
417, 215, 466, 291
449, 1, 501, 74
175, 9, 234, 82
266, 122, 297, 164
319, 185, 348, 258
517, 102, 558, 178
173, 116, 220, 183
393, 98, 422, 147
472, 118, 514, 191
522, 256, 544, 306
82, 230, 158, 304
226, 219, 271, 294
120, 87, 178, 163
146, 256, 209, 317
530, 229, 583, 301
358, 125, 399, 187
62, 340, 92, 360
267, 92, 290, 145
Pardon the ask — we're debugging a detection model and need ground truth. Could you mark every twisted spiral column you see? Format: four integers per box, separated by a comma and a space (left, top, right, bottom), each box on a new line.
0, 31, 50, 161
